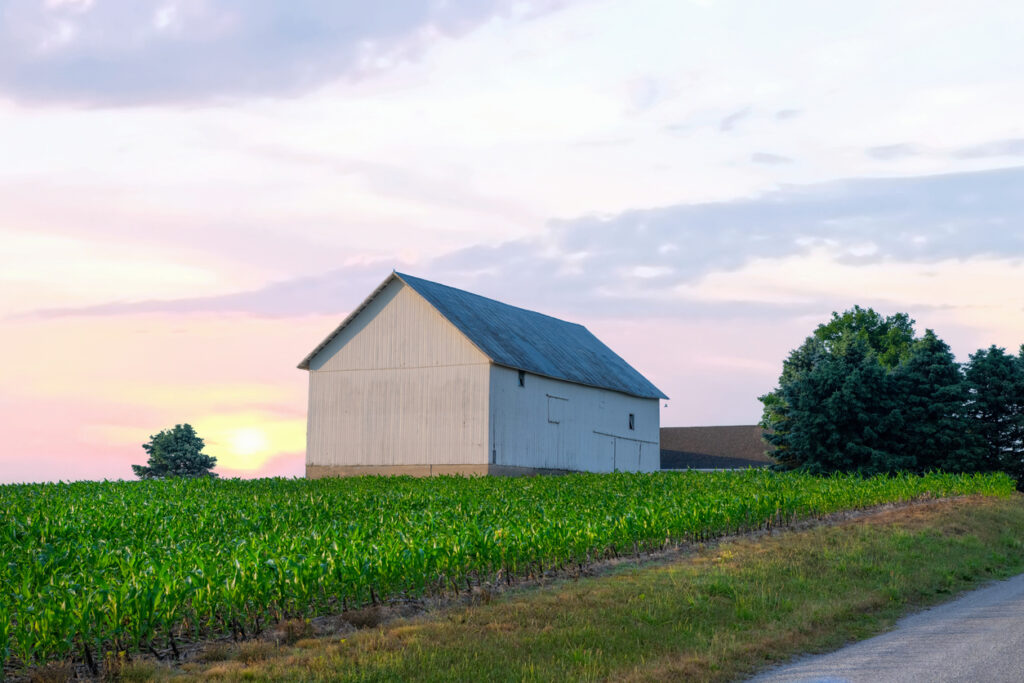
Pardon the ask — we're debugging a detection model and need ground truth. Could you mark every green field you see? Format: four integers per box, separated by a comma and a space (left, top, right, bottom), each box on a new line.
0, 471, 1014, 673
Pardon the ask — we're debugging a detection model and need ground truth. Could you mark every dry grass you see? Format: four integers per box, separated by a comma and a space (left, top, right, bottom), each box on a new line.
6, 499, 1008, 683
195, 643, 234, 664
25, 663, 74, 683
113, 659, 168, 682
235, 641, 279, 665
125, 496, 1024, 682
339, 606, 390, 630
274, 619, 315, 646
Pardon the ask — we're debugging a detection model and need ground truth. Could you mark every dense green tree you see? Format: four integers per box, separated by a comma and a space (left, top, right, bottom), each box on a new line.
761, 306, 917, 470
762, 308, 1024, 483
132, 423, 218, 479
758, 338, 823, 469
964, 346, 1024, 485
771, 338, 903, 475
811, 305, 917, 369
888, 330, 983, 472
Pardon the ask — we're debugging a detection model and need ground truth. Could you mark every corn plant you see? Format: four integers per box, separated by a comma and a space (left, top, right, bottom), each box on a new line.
0, 470, 1013, 673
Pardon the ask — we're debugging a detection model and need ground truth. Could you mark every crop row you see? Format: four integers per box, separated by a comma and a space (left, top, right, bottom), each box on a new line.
0, 470, 1014, 671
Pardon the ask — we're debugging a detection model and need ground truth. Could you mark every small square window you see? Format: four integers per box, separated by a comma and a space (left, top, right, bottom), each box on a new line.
628, 413, 635, 430
518, 370, 525, 387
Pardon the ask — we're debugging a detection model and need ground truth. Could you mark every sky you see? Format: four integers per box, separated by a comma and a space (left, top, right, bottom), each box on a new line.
2, 0, 1024, 484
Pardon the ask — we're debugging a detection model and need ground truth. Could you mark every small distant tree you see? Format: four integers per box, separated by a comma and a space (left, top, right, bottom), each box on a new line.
132, 423, 218, 479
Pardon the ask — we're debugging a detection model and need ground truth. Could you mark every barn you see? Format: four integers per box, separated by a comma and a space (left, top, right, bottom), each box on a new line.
298, 272, 668, 477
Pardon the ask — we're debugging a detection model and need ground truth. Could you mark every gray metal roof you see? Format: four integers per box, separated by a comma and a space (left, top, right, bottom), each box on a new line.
298, 271, 667, 399
396, 273, 667, 399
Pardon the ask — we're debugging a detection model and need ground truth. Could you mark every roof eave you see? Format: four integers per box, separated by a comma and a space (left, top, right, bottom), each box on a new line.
491, 362, 668, 401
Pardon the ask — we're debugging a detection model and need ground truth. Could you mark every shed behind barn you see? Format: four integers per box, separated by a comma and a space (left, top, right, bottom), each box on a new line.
660, 425, 771, 470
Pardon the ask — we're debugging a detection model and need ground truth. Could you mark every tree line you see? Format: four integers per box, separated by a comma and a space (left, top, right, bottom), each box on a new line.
760, 306, 1024, 487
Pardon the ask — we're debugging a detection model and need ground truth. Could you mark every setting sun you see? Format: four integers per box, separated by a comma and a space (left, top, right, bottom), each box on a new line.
229, 427, 271, 458
188, 413, 306, 471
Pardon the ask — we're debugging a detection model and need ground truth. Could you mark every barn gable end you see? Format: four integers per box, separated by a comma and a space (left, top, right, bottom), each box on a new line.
305, 277, 491, 474
307, 277, 488, 372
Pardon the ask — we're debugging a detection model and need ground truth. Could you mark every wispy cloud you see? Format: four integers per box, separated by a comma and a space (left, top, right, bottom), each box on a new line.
750, 152, 793, 165
247, 144, 542, 225
866, 143, 924, 161
624, 76, 662, 112
15, 261, 398, 319
868, 139, 1024, 162
952, 138, 1024, 159
719, 106, 752, 132
22, 165, 1024, 320
0, 0, 571, 105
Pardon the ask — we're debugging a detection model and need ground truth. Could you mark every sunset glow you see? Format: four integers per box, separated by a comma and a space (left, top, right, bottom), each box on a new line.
2, 1, 1023, 483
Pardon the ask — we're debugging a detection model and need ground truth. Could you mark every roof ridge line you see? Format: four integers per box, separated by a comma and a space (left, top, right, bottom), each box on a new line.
394, 272, 588, 330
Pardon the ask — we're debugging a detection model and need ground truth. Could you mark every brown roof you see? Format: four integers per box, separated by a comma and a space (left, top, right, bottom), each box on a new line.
660, 425, 773, 469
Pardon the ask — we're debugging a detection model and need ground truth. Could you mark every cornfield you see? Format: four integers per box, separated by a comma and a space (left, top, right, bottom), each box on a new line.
0, 470, 1013, 672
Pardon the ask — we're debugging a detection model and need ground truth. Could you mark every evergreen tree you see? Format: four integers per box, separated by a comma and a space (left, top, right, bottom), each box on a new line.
761, 306, 916, 471
132, 423, 218, 479
964, 346, 1024, 485
759, 337, 824, 469
770, 338, 902, 474
889, 330, 983, 472
762, 307, 1024, 481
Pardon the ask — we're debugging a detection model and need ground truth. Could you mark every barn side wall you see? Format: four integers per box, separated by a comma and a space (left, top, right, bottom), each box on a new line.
487, 365, 660, 473
305, 279, 491, 470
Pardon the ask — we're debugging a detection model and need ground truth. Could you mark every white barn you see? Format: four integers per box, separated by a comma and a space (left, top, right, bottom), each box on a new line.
298, 272, 668, 477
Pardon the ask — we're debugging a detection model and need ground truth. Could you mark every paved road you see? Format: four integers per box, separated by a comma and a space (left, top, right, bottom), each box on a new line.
749, 572, 1024, 683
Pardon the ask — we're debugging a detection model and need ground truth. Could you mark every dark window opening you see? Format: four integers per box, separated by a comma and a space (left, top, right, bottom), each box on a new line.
518, 370, 525, 387
628, 413, 635, 430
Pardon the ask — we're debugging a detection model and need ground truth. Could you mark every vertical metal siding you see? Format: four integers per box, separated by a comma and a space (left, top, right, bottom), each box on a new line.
488, 365, 660, 473
307, 280, 491, 467
311, 279, 486, 372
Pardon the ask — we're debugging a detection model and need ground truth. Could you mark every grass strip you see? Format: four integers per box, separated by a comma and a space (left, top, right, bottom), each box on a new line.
143, 495, 1024, 682
7, 470, 1009, 671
